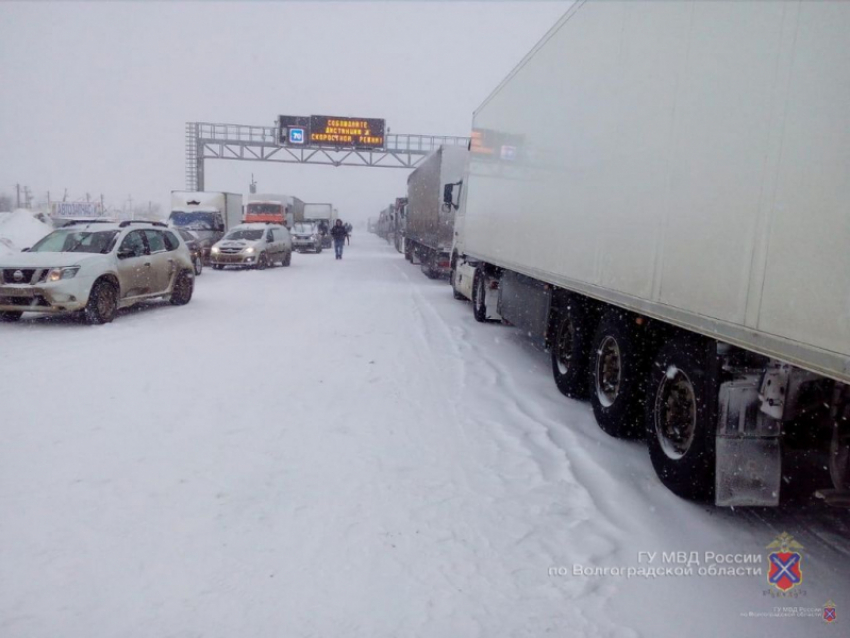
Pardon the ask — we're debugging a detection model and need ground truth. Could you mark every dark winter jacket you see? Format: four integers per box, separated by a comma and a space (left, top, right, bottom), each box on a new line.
330, 225, 348, 242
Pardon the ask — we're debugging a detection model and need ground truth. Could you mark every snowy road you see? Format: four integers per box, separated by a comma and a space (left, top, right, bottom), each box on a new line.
2, 234, 848, 637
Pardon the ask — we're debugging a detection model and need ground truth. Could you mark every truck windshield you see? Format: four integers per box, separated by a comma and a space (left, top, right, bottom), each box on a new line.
246, 204, 283, 215
169, 211, 219, 230
30, 230, 119, 254
225, 230, 263, 241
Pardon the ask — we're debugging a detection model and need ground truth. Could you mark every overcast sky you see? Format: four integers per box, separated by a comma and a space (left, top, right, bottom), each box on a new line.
1, 1, 570, 223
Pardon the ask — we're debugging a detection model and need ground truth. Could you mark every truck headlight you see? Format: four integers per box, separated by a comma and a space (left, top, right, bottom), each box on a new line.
47, 266, 80, 282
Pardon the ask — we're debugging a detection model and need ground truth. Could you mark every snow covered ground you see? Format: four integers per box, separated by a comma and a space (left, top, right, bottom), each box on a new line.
1, 233, 847, 637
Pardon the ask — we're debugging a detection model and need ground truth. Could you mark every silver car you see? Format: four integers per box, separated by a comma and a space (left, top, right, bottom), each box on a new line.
210, 223, 292, 269
0, 221, 195, 325
291, 222, 323, 254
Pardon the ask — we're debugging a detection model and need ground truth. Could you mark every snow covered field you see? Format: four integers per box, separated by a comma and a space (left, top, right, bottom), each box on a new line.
1, 233, 847, 637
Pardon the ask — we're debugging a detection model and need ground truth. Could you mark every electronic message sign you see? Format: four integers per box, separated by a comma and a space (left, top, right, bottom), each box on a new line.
309, 116, 385, 148
278, 114, 386, 149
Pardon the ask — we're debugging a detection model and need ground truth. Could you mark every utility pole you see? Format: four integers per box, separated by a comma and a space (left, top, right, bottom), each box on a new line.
15, 184, 20, 209
23, 186, 32, 209
100, 194, 104, 215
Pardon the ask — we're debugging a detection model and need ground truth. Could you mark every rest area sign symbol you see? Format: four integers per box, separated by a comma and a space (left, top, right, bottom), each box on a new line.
289, 128, 305, 144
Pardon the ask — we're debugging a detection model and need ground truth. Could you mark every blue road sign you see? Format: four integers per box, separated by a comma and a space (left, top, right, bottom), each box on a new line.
289, 128, 305, 144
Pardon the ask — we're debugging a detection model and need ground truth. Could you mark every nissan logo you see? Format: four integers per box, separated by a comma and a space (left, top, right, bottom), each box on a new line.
12, 270, 24, 283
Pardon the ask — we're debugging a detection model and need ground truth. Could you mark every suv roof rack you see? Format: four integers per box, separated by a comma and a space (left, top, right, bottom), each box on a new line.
118, 220, 167, 228
60, 219, 116, 227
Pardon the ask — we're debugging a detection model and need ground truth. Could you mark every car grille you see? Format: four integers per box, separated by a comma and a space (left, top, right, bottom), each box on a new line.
2, 268, 38, 284
218, 247, 243, 254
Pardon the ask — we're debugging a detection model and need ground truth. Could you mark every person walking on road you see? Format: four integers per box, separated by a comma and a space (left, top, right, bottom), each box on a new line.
331, 219, 348, 260
344, 222, 352, 245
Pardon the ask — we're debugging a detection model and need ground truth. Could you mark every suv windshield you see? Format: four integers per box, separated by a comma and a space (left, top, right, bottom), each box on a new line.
30, 230, 119, 254
169, 211, 219, 230
225, 230, 263, 241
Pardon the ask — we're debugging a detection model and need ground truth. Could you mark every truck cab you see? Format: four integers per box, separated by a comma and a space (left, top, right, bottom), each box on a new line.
244, 201, 287, 226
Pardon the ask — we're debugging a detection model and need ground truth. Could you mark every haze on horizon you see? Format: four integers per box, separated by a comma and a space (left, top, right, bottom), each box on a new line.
0, 1, 570, 224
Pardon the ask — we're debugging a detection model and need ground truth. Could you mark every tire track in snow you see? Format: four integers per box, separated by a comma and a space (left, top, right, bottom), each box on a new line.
391, 260, 636, 637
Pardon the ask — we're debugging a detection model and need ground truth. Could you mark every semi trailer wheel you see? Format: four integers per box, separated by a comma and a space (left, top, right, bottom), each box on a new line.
549, 299, 592, 399
829, 419, 850, 492
472, 268, 489, 322
588, 311, 647, 439
450, 263, 465, 300
645, 336, 715, 501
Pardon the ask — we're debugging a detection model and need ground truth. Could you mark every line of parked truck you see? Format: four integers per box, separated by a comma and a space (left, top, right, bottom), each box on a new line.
376, 0, 850, 509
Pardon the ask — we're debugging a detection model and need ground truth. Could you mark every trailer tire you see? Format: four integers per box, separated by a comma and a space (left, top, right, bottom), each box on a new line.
450, 266, 465, 300
550, 299, 592, 399
645, 336, 715, 501
422, 250, 439, 279
471, 267, 490, 323
589, 311, 647, 439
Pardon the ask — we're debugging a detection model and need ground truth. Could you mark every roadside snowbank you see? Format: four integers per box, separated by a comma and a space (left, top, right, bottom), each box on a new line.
0, 209, 53, 255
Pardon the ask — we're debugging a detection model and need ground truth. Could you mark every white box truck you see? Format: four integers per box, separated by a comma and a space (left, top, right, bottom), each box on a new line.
448, 0, 850, 507
404, 146, 468, 278
169, 191, 243, 261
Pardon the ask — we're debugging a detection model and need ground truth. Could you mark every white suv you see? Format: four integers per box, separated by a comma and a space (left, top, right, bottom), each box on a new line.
0, 221, 195, 325
210, 223, 292, 270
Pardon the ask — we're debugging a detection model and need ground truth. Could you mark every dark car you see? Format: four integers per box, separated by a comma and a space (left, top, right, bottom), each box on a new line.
177, 229, 204, 275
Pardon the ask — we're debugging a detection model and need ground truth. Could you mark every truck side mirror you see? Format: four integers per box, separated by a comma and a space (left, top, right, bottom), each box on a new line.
443, 184, 454, 207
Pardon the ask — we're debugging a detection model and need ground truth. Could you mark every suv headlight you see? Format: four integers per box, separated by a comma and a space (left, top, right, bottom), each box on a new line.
211, 246, 220, 254
47, 266, 80, 282
244, 246, 255, 254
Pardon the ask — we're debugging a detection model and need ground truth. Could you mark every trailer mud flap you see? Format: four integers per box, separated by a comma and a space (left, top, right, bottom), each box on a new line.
715, 377, 781, 507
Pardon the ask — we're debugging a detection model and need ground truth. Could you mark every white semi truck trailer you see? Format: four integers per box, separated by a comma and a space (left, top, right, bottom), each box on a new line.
448, 0, 850, 507
404, 146, 468, 278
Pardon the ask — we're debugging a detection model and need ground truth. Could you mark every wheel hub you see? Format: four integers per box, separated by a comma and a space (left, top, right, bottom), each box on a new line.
556, 317, 574, 375
655, 369, 697, 459
595, 336, 621, 407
